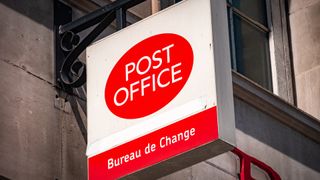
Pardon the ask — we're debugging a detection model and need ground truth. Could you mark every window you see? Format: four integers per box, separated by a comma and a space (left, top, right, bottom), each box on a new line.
159, 0, 182, 10
228, 0, 273, 90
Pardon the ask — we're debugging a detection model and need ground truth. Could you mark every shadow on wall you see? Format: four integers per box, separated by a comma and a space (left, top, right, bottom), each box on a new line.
0, 175, 10, 180
235, 98, 320, 172
0, 0, 53, 30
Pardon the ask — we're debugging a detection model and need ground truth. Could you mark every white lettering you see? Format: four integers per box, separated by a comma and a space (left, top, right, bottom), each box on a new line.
137, 56, 151, 75
107, 150, 141, 170
125, 62, 135, 81
152, 49, 162, 69
113, 43, 188, 106
141, 76, 151, 97
114, 87, 129, 106
157, 68, 170, 88
171, 62, 183, 83
108, 158, 114, 169
130, 81, 140, 101
160, 128, 196, 148
162, 44, 174, 63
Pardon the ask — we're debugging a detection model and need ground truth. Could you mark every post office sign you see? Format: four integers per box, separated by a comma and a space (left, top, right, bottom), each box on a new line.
87, 0, 235, 179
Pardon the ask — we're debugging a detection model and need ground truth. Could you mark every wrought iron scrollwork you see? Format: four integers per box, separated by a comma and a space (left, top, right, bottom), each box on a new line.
59, 31, 85, 88
59, 11, 116, 88
57, 0, 147, 90
60, 31, 80, 51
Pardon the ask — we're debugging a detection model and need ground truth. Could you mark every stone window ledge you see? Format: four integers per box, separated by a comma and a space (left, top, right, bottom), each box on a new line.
232, 71, 320, 144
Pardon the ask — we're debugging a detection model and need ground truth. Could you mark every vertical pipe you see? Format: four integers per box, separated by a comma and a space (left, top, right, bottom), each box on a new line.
151, 0, 160, 14
116, 7, 127, 30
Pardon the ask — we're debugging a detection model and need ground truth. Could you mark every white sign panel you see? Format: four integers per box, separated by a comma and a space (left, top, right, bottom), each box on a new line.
87, 0, 235, 179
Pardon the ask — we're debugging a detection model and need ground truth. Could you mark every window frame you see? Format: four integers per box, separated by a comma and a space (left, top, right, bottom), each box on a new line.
228, 0, 273, 91
228, 0, 295, 104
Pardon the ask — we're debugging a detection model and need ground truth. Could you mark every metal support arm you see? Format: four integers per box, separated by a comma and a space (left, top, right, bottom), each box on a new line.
57, 0, 146, 91
59, 0, 146, 34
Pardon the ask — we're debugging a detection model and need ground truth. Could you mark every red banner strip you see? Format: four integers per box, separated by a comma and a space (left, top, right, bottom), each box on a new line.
88, 107, 218, 180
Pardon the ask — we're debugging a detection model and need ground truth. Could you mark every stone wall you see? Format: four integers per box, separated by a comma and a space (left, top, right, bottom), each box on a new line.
288, 0, 320, 120
0, 1, 86, 179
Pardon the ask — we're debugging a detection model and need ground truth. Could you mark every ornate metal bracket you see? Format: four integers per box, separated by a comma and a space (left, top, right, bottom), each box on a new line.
55, 0, 147, 93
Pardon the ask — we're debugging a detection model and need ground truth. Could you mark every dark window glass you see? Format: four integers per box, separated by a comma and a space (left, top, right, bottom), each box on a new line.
232, 0, 268, 26
160, 0, 182, 10
228, 0, 272, 90
233, 15, 272, 89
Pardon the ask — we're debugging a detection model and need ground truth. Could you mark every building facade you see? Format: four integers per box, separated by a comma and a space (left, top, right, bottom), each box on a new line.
0, 0, 319, 179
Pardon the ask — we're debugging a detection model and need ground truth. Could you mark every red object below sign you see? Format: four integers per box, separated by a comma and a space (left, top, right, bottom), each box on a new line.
232, 148, 281, 180
88, 107, 218, 179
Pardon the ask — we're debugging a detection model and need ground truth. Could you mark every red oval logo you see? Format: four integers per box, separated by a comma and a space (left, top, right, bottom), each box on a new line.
105, 33, 193, 119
